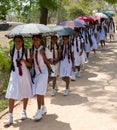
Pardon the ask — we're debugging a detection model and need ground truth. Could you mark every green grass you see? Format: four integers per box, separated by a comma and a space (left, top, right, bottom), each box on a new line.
0, 100, 9, 112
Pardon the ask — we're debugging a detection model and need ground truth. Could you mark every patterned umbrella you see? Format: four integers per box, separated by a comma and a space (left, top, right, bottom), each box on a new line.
59, 20, 84, 28
6, 23, 53, 38
78, 16, 94, 22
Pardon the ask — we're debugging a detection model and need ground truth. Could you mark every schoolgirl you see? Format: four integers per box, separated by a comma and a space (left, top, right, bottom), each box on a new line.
97, 18, 107, 49
31, 34, 50, 121
4, 35, 32, 126
73, 29, 85, 78
48, 35, 60, 96
88, 22, 98, 56
59, 35, 75, 96
82, 26, 91, 61
108, 17, 115, 41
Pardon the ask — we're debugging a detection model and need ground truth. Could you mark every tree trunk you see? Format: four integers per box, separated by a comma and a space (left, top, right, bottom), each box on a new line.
40, 6, 48, 25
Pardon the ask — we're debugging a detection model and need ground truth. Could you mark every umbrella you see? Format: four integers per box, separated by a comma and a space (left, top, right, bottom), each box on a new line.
93, 13, 108, 19
6, 23, 53, 38
50, 25, 74, 36
73, 18, 86, 25
103, 11, 115, 17
78, 16, 94, 22
59, 20, 84, 28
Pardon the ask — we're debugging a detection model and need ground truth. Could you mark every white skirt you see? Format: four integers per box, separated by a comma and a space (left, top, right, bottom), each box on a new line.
91, 35, 98, 50
60, 57, 72, 77
32, 71, 48, 96
5, 62, 33, 100
50, 63, 59, 77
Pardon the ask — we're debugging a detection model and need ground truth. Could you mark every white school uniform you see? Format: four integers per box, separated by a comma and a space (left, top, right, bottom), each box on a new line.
59, 44, 73, 77
48, 44, 60, 77
98, 22, 106, 41
108, 21, 115, 35
89, 28, 98, 50
73, 36, 85, 66
82, 31, 91, 53
32, 46, 48, 96
5, 48, 32, 100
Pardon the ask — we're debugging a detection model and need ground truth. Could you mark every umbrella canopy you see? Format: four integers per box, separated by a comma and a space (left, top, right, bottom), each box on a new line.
73, 18, 86, 25
93, 13, 108, 19
59, 20, 84, 28
103, 11, 115, 17
50, 26, 74, 36
6, 23, 53, 38
78, 16, 94, 22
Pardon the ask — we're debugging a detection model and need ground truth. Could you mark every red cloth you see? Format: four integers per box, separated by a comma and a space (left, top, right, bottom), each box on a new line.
17, 50, 23, 76
76, 38, 79, 52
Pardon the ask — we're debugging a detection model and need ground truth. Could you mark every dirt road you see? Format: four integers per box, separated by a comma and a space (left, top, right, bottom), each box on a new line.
0, 34, 117, 130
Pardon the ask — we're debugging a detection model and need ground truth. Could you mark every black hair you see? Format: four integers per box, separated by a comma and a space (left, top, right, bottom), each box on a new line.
32, 34, 42, 39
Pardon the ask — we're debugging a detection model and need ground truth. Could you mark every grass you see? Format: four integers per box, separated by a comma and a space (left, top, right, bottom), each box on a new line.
0, 99, 9, 112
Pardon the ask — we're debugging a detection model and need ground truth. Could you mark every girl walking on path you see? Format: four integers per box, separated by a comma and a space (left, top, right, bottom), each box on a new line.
31, 34, 50, 121
108, 17, 115, 42
59, 35, 75, 96
48, 35, 60, 96
4, 35, 32, 126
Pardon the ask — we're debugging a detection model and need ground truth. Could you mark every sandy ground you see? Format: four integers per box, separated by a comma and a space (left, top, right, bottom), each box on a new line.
0, 32, 117, 130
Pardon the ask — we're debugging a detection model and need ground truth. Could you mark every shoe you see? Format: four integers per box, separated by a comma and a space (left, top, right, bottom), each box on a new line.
33, 110, 42, 121
51, 89, 56, 96
63, 89, 69, 96
41, 106, 47, 115
4, 115, 13, 126
77, 71, 81, 78
21, 110, 27, 120
71, 75, 76, 81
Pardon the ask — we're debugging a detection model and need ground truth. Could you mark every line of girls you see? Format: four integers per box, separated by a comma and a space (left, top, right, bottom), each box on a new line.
4, 17, 113, 125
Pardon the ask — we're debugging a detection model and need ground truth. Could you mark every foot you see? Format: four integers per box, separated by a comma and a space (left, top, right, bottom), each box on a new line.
51, 89, 56, 96
4, 115, 13, 126
33, 110, 42, 121
21, 110, 27, 120
77, 71, 81, 78
71, 75, 76, 81
63, 89, 69, 96
41, 106, 47, 115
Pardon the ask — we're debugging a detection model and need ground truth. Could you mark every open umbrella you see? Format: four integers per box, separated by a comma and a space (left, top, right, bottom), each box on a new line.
73, 18, 86, 25
78, 16, 94, 22
59, 20, 84, 28
93, 13, 108, 19
50, 25, 74, 36
6, 23, 53, 38
103, 11, 115, 17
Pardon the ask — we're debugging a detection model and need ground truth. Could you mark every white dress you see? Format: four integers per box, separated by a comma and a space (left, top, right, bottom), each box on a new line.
59, 44, 73, 77
82, 31, 91, 53
73, 36, 85, 66
48, 44, 60, 77
5, 48, 32, 100
98, 22, 106, 41
32, 46, 48, 96
89, 28, 98, 50
108, 21, 115, 35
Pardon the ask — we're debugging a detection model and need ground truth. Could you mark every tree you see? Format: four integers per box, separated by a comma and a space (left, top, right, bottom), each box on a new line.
0, 0, 11, 21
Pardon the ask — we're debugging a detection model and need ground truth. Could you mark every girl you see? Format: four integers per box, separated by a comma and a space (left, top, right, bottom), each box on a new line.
4, 35, 32, 126
73, 30, 85, 78
108, 17, 115, 41
97, 18, 107, 49
48, 35, 60, 96
59, 35, 75, 96
31, 34, 50, 121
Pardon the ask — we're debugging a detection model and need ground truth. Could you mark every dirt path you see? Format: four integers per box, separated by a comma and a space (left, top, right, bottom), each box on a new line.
0, 34, 117, 130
